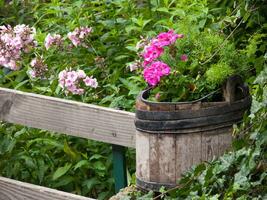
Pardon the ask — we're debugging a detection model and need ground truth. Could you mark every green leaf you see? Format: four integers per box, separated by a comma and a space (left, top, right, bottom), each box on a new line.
14, 80, 29, 90
119, 78, 141, 95
93, 161, 106, 171
74, 160, 89, 170
83, 177, 100, 190
64, 140, 79, 160
156, 7, 169, 13
52, 163, 72, 180
14, 128, 27, 138
89, 154, 104, 161
53, 176, 75, 187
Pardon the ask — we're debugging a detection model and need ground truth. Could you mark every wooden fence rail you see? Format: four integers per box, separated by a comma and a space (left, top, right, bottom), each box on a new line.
0, 87, 136, 147
0, 87, 137, 199
0, 177, 95, 200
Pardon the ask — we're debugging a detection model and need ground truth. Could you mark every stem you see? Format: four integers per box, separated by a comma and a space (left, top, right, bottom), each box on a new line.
86, 38, 99, 56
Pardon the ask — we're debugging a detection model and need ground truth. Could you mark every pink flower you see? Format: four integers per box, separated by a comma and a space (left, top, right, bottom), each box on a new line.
10, 36, 23, 49
67, 71, 78, 82
59, 79, 65, 88
65, 78, 74, 87
0, 24, 36, 70
79, 27, 92, 39
28, 69, 36, 78
29, 57, 48, 78
30, 58, 37, 67
180, 54, 188, 62
58, 69, 97, 95
44, 33, 62, 50
77, 69, 86, 78
44, 34, 54, 50
177, 34, 184, 39
143, 61, 171, 86
142, 45, 164, 66
74, 88, 85, 95
8, 60, 19, 70
67, 27, 92, 47
152, 29, 179, 47
66, 84, 77, 93
58, 70, 67, 79
128, 62, 140, 71
83, 76, 98, 88
67, 32, 80, 46
155, 93, 161, 100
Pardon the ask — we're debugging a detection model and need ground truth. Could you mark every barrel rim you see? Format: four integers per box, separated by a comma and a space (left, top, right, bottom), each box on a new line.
139, 87, 222, 106
136, 95, 252, 120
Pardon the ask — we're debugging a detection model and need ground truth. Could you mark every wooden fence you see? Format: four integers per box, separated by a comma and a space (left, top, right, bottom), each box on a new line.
0, 87, 136, 200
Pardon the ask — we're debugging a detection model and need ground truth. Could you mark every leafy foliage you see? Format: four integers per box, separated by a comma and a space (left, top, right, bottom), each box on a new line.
0, 123, 115, 199
206, 62, 235, 85
0, 0, 266, 199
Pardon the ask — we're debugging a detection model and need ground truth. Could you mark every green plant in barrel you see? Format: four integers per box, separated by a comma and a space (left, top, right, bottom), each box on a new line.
130, 28, 249, 102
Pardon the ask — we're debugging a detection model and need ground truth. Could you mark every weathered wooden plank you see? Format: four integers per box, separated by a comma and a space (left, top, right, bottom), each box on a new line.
158, 134, 176, 183
0, 176, 95, 200
136, 131, 150, 181
149, 134, 159, 182
201, 131, 219, 161
0, 87, 135, 148
176, 133, 202, 179
218, 128, 232, 156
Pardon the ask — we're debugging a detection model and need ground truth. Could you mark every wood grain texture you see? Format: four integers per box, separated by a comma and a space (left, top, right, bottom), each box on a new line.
0, 88, 135, 148
136, 131, 150, 180
201, 132, 219, 161
218, 128, 233, 156
158, 135, 176, 183
0, 176, 94, 200
149, 134, 159, 182
176, 133, 202, 179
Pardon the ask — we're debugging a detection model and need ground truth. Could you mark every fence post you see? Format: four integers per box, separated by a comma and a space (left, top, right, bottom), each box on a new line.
112, 144, 127, 193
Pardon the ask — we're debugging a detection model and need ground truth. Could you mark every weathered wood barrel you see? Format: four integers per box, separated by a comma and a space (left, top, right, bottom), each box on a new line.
134, 76, 251, 191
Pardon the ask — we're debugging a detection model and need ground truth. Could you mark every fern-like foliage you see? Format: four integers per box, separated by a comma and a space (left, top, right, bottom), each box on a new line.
206, 62, 235, 85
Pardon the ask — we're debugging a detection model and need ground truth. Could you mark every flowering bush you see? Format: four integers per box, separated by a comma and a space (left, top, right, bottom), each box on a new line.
0, 24, 36, 70
44, 33, 63, 50
0, 23, 98, 98
131, 29, 249, 102
67, 26, 92, 47
29, 57, 48, 78
58, 69, 98, 95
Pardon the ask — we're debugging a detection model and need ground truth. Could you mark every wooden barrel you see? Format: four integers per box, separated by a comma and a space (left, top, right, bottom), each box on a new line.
135, 76, 251, 191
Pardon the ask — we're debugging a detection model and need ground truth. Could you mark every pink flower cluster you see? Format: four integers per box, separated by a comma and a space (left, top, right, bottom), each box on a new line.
0, 24, 37, 70
152, 30, 183, 48
67, 27, 92, 47
142, 30, 183, 67
44, 33, 62, 50
29, 57, 48, 78
141, 30, 183, 86
143, 61, 170, 86
143, 45, 164, 66
58, 69, 98, 95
